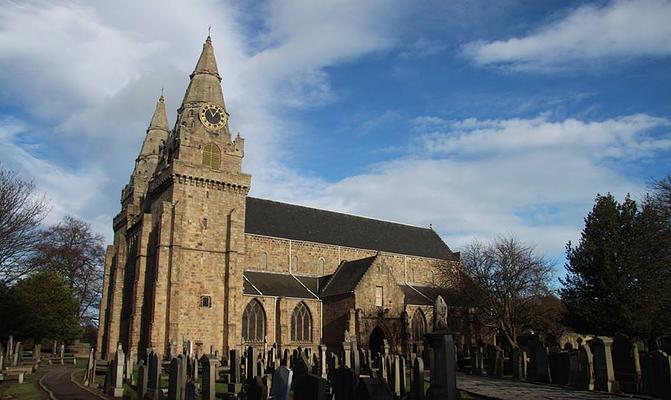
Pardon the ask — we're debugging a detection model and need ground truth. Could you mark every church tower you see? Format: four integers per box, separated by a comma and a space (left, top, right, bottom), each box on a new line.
139, 34, 251, 356
99, 35, 251, 358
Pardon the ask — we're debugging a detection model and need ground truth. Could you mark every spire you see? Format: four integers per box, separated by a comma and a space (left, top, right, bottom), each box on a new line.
192, 35, 220, 79
148, 93, 169, 132
180, 34, 226, 108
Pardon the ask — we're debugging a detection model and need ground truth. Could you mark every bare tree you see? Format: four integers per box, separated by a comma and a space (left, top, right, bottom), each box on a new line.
31, 216, 105, 325
0, 164, 49, 285
459, 234, 555, 348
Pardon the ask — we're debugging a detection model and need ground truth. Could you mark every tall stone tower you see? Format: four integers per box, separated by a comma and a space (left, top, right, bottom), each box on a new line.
98, 35, 250, 358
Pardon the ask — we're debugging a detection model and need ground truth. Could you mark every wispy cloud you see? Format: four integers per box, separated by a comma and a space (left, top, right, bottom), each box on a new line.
462, 0, 671, 71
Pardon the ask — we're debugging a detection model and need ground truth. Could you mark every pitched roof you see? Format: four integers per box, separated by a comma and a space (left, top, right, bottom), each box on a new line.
319, 256, 377, 297
402, 285, 466, 306
243, 271, 318, 299
244, 197, 456, 260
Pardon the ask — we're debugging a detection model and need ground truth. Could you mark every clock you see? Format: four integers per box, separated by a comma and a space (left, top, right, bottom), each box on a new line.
199, 103, 228, 130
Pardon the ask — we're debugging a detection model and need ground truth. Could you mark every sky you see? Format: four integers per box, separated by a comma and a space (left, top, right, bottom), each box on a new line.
0, 0, 670, 278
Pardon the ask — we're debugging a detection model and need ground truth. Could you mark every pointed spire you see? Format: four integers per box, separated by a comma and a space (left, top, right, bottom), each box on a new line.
148, 93, 169, 132
192, 34, 220, 79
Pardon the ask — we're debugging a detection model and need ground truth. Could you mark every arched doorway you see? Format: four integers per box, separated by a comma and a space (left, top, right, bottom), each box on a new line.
369, 326, 386, 356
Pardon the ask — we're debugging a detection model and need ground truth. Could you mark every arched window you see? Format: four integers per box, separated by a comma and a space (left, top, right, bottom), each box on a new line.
291, 302, 312, 342
202, 143, 221, 170
292, 255, 298, 272
242, 299, 266, 342
317, 257, 325, 275
412, 309, 427, 342
260, 252, 268, 270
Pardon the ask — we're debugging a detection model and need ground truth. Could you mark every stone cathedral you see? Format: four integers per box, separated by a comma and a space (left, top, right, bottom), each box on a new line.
97, 36, 470, 361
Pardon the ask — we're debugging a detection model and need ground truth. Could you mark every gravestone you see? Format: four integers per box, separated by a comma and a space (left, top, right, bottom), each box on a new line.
390, 355, 401, 395
399, 356, 407, 396
246, 346, 257, 383
230, 349, 241, 383
512, 347, 526, 379
247, 376, 266, 400
319, 345, 328, 379
343, 331, 352, 369
578, 344, 595, 390
168, 355, 186, 400
612, 334, 641, 393
412, 357, 425, 400
355, 377, 394, 400
433, 295, 448, 331
425, 332, 458, 400
351, 340, 361, 375
333, 366, 357, 400
137, 360, 148, 400
110, 344, 125, 398
529, 338, 551, 383
651, 350, 671, 399
270, 365, 292, 400
567, 350, 580, 387
294, 373, 327, 400
589, 337, 618, 392
185, 379, 196, 400
84, 348, 96, 386
201, 355, 220, 400
282, 348, 290, 367
147, 351, 161, 398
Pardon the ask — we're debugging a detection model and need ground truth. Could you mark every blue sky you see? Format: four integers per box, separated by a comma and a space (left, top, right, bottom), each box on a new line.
1, 0, 670, 278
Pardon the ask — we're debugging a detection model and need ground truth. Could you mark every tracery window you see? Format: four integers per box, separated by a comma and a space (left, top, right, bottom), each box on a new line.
412, 309, 427, 342
242, 299, 266, 342
202, 143, 221, 170
291, 302, 312, 342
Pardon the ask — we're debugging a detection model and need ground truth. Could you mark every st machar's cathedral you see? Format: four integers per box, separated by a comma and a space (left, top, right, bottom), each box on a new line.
97, 36, 475, 361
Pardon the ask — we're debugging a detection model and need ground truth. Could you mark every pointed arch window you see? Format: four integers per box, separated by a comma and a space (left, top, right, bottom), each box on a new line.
291, 302, 312, 342
317, 257, 325, 275
412, 309, 427, 342
242, 299, 266, 342
292, 255, 298, 272
202, 143, 221, 170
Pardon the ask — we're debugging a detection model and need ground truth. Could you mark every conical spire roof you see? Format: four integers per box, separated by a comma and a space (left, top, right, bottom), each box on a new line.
192, 36, 220, 78
180, 35, 226, 108
148, 94, 169, 131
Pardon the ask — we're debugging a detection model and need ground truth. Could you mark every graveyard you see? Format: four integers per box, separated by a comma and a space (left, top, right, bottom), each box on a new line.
2, 294, 671, 399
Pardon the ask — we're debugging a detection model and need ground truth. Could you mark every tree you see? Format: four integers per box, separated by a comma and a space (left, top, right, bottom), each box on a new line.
31, 216, 105, 325
0, 164, 49, 285
3, 270, 81, 341
459, 234, 555, 349
561, 189, 671, 337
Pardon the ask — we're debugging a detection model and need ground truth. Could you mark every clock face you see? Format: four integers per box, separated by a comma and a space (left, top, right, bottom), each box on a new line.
199, 104, 228, 130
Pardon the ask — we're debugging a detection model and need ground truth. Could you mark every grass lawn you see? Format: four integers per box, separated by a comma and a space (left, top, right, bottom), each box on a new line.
0, 373, 45, 400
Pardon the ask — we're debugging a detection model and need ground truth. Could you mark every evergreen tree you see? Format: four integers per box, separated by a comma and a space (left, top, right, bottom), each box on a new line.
560, 194, 639, 336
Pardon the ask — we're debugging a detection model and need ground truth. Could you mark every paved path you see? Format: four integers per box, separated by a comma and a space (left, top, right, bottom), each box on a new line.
457, 374, 637, 400
39, 365, 104, 400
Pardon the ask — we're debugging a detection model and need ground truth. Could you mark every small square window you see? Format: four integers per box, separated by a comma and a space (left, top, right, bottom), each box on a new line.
201, 295, 212, 308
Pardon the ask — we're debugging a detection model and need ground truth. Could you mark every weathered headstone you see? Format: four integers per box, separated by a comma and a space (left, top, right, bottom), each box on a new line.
147, 351, 161, 398
319, 345, 328, 379
612, 334, 641, 393
351, 340, 361, 375
247, 376, 266, 400
399, 356, 407, 396
512, 347, 526, 379
333, 366, 357, 400
168, 355, 186, 400
567, 349, 580, 387
425, 332, 458, 400
578, 344, 595, 391
111, 344, 125, 398
355, 377, 394, 400
201, 355, 220, 400
270, 365, 292, 400
229, 349, 240, 383
529, 338, 551, 383
246, 346, 257, 383
137, 360, 148, 400
294, 350, 310, 378
294, 373, 327, 400
589, 337, 618, 392
412, 357, 425, 400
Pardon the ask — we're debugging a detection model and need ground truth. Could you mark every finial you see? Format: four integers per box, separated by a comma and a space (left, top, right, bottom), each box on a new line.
160, 87, 164, 101
208, 25, 211, 38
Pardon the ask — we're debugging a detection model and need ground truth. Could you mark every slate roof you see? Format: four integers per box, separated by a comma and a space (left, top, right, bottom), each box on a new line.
319, 256, 377, 298
243, 271, 319, 299
402, 285, 466, 306
245, 197, 456, 260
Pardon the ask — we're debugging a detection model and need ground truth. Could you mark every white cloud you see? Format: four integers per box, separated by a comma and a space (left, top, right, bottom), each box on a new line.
0, 0, 406, 241
293, 113, 670, 261
462, 0, 671, 70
